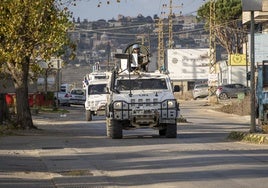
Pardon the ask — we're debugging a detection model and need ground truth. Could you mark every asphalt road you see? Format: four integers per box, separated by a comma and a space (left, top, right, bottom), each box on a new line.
0, 100, 268, 188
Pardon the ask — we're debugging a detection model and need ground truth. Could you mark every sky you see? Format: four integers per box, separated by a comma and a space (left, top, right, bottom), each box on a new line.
69, 0, 206, 21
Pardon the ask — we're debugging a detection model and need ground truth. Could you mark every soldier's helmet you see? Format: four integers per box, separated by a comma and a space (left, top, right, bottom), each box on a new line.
133, 44, 140, 49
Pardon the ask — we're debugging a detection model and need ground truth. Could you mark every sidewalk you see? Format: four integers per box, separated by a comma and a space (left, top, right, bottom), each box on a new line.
0, 110, 78, 188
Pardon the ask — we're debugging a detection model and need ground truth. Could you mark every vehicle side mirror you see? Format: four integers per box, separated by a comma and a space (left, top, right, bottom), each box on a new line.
173, 85, 180, 92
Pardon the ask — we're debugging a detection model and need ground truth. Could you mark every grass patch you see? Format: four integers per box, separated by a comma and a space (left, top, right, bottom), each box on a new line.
0, 125, 19, 136
177, 115, 188, 123
59, 170, 93, 176
39, 107, 69, 114
228, 131, 268, 144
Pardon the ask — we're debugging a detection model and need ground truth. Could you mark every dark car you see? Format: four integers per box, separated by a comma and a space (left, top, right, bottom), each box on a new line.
216, 83, 250, 100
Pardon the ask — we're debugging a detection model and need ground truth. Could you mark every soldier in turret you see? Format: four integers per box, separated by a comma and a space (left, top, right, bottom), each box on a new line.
131, 44, 149, 71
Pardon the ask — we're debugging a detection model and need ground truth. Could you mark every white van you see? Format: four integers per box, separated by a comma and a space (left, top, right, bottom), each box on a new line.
84, 72, 109, 121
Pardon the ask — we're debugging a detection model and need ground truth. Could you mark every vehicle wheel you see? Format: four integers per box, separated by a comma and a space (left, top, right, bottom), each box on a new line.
165, 123, 177, 138
159, 128, 166, 136
86, 110, 92, 121
219, 93, 228, 100
111, 120, 122, 139
106, 118, 112, 137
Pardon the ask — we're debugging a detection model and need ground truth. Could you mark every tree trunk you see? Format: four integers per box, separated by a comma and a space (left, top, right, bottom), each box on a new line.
15, 86, 35, 129
13, 57, 36, 129
0, 93, 10, 124
0, 94, 5, 124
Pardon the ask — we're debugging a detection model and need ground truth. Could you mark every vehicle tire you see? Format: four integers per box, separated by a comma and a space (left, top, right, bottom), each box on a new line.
106, 118, 112, 137
219, 93, 228, 100
86, 110, 92, 121
111, 120, 123, 139
159, 128, 166, 136
165, 123, 177, 138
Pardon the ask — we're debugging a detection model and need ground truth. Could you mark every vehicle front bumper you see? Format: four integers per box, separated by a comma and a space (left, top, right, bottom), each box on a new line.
109, 99, 179, 126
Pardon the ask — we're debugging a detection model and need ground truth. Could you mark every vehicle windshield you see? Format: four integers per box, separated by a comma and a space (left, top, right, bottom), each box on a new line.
116, 78, 167, 91
71, 89, 84, 95
88, 84, 107, 95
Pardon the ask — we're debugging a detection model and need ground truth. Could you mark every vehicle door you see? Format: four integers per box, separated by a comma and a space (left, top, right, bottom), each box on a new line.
234, 84, 245, 97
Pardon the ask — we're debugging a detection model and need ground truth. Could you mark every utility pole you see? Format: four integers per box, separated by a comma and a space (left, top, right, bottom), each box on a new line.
167, 0, 183, 49
249, 11, 256, 132
208, 0, 217, 96
157, 1, 183, 70
156, 2, 168, 71
168, 0, 173, 49
157, 18, 165, 70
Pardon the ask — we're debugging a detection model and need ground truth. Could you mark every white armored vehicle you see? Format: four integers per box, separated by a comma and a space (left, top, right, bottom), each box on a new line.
106, 43, 180, 139
84, 71, 109, 121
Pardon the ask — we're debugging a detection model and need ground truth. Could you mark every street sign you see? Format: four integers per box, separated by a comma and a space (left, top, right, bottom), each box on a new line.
208, 73, 218, 86
242, 0, 262, 11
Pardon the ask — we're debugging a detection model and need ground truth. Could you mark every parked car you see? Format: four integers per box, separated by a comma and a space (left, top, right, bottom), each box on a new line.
69, 88, 86, 106
216, 83, 250, 100
54, 92, 71, 106
192, 83, 209, 100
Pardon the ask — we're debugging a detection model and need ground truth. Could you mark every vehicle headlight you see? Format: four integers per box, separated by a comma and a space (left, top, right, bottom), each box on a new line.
167, 101, 175, 108
114, 101, 122, 109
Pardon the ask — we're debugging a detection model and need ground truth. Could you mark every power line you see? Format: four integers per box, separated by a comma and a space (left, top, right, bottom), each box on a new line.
69, 22, 209, 37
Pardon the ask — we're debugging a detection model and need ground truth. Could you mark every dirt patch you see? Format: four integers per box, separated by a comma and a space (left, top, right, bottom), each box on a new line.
216, 96, 251, 116
176, 91, 251, 116
174, 91, 193, 101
